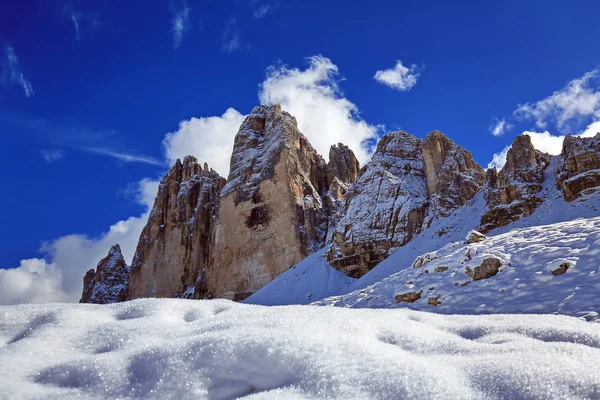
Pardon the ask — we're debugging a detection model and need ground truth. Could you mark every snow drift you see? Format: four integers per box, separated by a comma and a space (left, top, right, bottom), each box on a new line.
2, 299, 600, 399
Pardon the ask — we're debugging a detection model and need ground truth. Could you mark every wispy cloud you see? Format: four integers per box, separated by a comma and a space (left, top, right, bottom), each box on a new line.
63, 6, 100, 42
84, 147, 164, 166
1, 44, 33, 97
374, 60, 420, 92
172, 1, 191, 49
490, 118, 512, 137
0, 113, 162, 166
221, 18, 249, 54
40, 149, 64, 163
249, 0, 278, 18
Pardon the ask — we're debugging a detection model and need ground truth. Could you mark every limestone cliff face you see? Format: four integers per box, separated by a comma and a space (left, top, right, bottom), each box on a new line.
128, 156, 226, 299
324, 143, 360, 214
325, 130, 484, 278
80, 244, 129, 304
557, 133, 600, 201
207, 105, 332, 300
420, 131, 485, 217
327, 143, 360, 186
480, 135, 550, 233
326, 131, 430, 277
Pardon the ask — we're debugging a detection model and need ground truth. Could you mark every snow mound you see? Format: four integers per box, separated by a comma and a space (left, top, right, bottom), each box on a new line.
2, 300, 600, 399
317, 217, 600, 321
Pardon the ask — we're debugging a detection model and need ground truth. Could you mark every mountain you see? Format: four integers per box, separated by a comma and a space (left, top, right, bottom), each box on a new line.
81, 105, 600, 322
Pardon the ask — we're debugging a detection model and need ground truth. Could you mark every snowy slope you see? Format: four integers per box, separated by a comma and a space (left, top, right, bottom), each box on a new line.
245, 248, 354, 305
2, 300, 600, 399
317, 217, 600, 321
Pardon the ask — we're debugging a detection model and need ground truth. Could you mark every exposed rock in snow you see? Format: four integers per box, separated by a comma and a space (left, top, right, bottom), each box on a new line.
480, 134, 550, 232
420, 130, 485, 217
557, 133, 600, 201
465, 230, 486, 244
326, 131, 429, 278
80, 244, 129, 304
128, 156, 226, 299
208, 105, 331, 300
317, 216, 600, 321
2, 299, 600, 399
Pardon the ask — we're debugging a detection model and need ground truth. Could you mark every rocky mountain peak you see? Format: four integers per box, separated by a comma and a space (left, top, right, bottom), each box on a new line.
207, 104, 344, 300
326, 130, 429, 277
80, 244, 129, 304
480, 134, 550, 232
327, 143, 360, 185
420, 130, 485, 217
128, 157, 226, 299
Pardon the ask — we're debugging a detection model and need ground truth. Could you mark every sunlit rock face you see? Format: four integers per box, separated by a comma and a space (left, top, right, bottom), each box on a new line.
420, 130, 485, 218
557, 133, 600, 202
80, 244, 129, 304
480, 134, 550, 233
207, 105, 333, 300
128, 156, 226, 299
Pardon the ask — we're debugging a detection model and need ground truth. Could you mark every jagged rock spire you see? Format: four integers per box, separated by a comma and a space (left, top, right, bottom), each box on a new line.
80, 244, 129, 304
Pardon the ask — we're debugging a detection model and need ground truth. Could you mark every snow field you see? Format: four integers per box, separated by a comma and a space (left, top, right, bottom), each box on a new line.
2, 299, 600, 399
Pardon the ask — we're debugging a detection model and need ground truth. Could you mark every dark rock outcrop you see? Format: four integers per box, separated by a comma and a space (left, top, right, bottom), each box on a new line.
80, 244, 129, 304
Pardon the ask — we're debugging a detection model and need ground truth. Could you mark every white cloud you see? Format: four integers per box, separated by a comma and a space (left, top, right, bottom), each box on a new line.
490, 118, 512, 137
487, 146, 510, 170
40, 149, 64, 163
514, 69, 600, 131
488, 120, 600, 170
162, 108, 245, 177
259, 55, 378, 165
2, 44, 33, 97
172, 2, 190, 49
0, 179, 157, 305
373, 60, 420, 92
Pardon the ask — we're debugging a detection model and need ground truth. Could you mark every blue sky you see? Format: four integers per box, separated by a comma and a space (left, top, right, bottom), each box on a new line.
2, 0, 600, 303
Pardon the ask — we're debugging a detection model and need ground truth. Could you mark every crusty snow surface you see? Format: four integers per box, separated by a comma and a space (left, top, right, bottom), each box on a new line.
2, 299, 600, 399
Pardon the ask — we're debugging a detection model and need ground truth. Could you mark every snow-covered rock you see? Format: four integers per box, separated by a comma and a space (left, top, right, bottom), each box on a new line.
480, 134, 550, 232
317, 216, 600, 321
128, 156, 226, 299
326, 131, 429, 277
2, 299, 600, 399
80, 244, 129, 304
557, 133, 600, 201
326, 130, 485, 278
